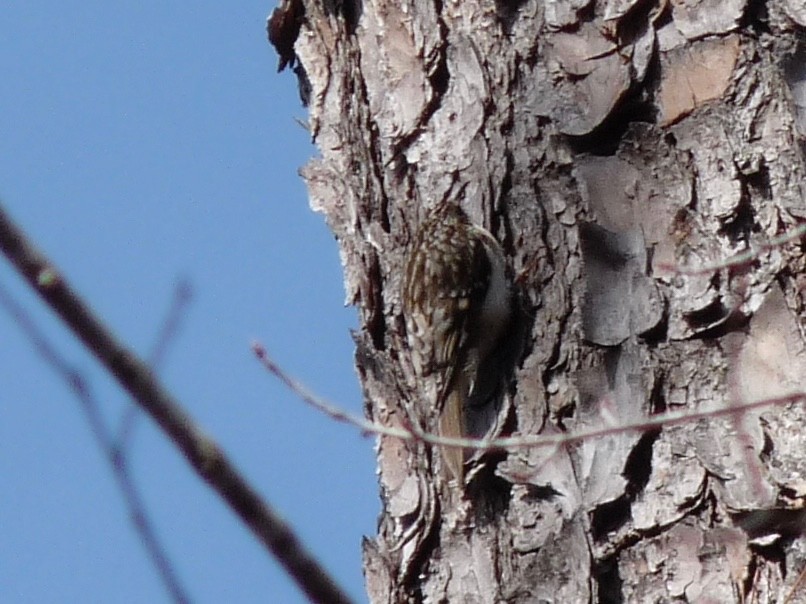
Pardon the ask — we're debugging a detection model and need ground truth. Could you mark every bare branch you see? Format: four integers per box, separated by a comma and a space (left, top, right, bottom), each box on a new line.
0, 282, 190, 604
784, 565, 806, 604
0, 203, 353, 604
117, 280, 193, 451
148, 279, 194, 371
253, 342, 408, 438
658, 223, 806, 275
254, 339, 804, 453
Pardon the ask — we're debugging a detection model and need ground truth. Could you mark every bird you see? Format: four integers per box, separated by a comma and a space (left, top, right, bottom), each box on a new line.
402, 202, 512, 483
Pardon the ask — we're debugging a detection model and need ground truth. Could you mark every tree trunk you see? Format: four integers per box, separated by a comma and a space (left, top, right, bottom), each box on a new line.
271, 0, 806, 601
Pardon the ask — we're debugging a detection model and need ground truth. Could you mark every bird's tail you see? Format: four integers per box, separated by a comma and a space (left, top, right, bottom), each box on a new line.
439, 378, 466, 484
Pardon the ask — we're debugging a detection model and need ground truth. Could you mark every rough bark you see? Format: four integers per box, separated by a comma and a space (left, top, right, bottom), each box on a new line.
270, 0, 806, 601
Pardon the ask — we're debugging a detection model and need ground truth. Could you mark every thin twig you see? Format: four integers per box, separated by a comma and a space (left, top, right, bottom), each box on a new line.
148, 279, 194, 371
253, 342, 404, 437
784, 563, 806, 604
659, 223, 806, 276
0, 282, 190, 604
117, 280, 193, 450
254, 340, 805, 452
0, 203, 352, 604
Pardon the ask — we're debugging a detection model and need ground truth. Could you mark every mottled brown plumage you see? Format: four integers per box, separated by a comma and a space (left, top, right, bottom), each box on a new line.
402, 203, 511, 483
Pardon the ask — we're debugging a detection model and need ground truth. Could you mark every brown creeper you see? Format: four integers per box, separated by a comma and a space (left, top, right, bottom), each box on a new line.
402, 203, 512, 482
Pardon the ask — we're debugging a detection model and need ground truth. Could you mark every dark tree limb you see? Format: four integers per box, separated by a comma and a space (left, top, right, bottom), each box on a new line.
0, 281, 191, 604
0, 203, 352, 604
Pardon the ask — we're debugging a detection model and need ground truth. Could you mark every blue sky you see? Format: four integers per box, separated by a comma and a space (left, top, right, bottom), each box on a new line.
1, 4, 376, 602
